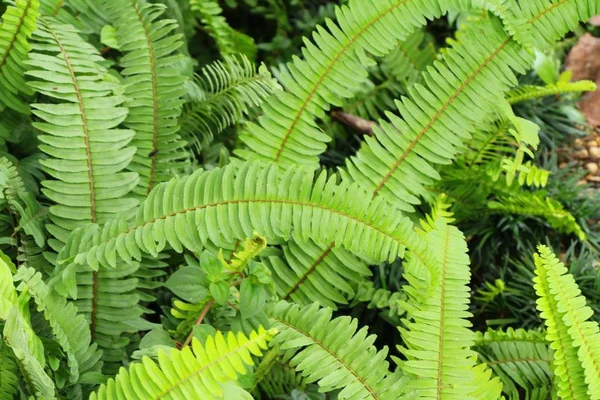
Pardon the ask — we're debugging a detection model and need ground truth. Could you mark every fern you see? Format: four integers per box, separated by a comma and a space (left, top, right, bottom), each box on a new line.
237, 0, 463, 167
535, 245, 600, 399
106, 0, 188, 197
13, 266, 104, 384
0, 0, 39, 114
351, 281, 407, 319
55, 161, 424, 273
265, 235, 371, 309
398, 219, 477, 397
26, 17, 138, 247
533, 246, 591, 399
90, 327, 275, 399
507, 80, 597, 105
0, 339, 19, 400
474, 328, 553, 400
180, 55, 280, 150
269, 301, 407, 399
190, 0, 257, 59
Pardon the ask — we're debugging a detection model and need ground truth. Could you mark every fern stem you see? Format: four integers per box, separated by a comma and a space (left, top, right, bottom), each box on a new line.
182, 298, 215, 348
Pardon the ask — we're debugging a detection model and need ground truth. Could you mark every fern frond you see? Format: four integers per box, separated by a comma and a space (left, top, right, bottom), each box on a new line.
536, 245, 600, 399
3, 307, 56, 399
470, 361, 505, 400
26, 17, 139, 247
474, 328, 553, 400
107, 0, 188, 197
488, 193, 586, 240
265, 236, 371, 309
507, 80, 597, 105
0, 0, 39, 114
351, 281, 407, 319
513, 0, 600, 48
0, 339, 19, 400
90, 327, 276, 400
398, 219, 476, 397
180, 55, 280, 150
55, 162, 426, 274
190, 0, 257, 59
344, 17, 531, 212
269, 301, 406, 399
533, 246, 589, 400
237, 0, 461, 167
13, 267, 103, 384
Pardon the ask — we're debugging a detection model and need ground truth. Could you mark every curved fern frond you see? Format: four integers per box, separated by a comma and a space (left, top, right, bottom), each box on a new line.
3, 307, 56, 399
269, 301, 406, 400
107, 0, 188, 197
0, 0, 39, 114
26, 17, 139, 247
90, 327, 276, 400
180, 55, 280, 149
55, 162, 426, 274
474, 328, 553, 400
351, 281, 407, 319
488, 193, 586, 240
345, 17, 531, 212
13, 267, 103, 384
507, 80, 597, 105
237, 0, 461, 167
470, 361, 505, 400
535, 245, 600, 399
398, 219, 476, 397
190, 0, 257, 59
533, 246, 589, 400
513, 0, 600, 48
265, 236, 371, 309
0, 339, 19, 400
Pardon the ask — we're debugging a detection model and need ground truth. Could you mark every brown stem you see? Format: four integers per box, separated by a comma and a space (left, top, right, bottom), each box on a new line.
331, 110, 377, 136
182, 299, 215, 347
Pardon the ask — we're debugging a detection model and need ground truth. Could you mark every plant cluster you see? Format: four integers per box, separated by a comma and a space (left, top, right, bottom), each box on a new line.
1, 0, 600, 399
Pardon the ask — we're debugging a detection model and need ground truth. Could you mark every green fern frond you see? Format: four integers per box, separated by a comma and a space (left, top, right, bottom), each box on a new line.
0, 0, 39, 114
470, 361, 505, 400
398, 219, 476, 398
269, 301, 407, 399
25, 17, 139, 247
190, 0, 257, 59
351, 281, 406, 319
90, 327, 276, 400
3, 307, 56, 399
237, 0, 461, 167
0, 339, 19, 400
513, 0, 600, 48
533, 246, 588, 400
107, 0, 188, 197
535, 245, 600, 399
180, 55, 280, 150
13, 267, 104, 384
344, 17, 531, 212
507, 80, 597, 105
474, 328, 553, 400
265, 236, 371, 309
487, 193, 586, 240
55, 162, 425, 273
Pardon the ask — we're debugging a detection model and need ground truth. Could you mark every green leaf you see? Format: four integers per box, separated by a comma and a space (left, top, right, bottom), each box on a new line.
210, 281, 230, 305
165, 267, 208, 303
240, 280, 267, 320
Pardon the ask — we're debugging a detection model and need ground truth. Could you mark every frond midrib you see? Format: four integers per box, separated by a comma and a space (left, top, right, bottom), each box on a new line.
527, 0, 570, 24
44, 20, 100, 340
271, 316, 379, 400
371, 38, 512, 196
435, 226, 451, 400
273, 0, 411, 163
283, 242, 334, 300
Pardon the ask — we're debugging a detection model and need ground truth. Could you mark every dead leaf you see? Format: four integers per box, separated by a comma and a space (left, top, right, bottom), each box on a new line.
566, 34, 600, 127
